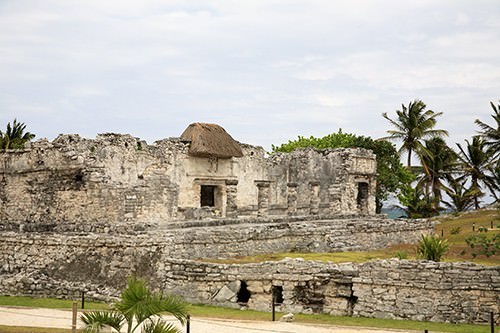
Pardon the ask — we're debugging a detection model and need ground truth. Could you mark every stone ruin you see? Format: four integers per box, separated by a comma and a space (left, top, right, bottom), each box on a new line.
0, 122, 377, 226
0, 123, 498, 325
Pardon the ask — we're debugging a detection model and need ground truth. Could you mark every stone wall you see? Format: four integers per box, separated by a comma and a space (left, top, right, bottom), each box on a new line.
0, 216, 432, 261
0, 217, 498, 324
1, 233, 498, 326
352, 259, 499, 324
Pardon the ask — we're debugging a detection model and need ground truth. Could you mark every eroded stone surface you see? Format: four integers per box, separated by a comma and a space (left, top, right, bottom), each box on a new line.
0, 133, 377, 225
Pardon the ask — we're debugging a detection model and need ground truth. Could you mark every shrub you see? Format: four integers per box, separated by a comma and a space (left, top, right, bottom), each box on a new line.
465, 233, 500, 257
477, 226, 488, 232
416, 234, 449, 262
394, 250, 408, 259
450, 226, 461, 235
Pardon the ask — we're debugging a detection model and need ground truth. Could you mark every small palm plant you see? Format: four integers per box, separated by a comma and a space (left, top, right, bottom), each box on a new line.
416, 234, 449, 262
81, 277, 188, 333
0, 119, 35, 149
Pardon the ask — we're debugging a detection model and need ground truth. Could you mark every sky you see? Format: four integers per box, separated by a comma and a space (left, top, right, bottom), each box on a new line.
1, 0, 499, 152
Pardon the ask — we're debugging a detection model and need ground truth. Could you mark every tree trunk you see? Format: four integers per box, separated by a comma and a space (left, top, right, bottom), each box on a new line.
407, 149, 412, 169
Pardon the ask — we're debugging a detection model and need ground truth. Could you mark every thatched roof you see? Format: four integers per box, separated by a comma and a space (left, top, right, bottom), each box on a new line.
180, 123, 243, 158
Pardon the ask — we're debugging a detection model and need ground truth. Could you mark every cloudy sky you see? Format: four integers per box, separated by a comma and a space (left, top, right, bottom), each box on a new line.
1, 0, 499, 151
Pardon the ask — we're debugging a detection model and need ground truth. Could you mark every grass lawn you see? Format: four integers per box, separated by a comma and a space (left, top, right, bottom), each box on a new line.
0, 295, 108, 310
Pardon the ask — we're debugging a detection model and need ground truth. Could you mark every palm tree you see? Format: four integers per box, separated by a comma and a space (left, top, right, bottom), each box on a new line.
475, 101, 500, 159
81, 277, 188, 333
456, 136, 497, 209
442, 177, 477, 212
0, 119, 35, 149
416, 137, 457, 212
382, 100, 448, 169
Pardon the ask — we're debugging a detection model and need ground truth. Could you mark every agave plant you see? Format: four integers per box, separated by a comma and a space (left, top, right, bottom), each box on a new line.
416, 234, 449, 262
81, 277, 188, 333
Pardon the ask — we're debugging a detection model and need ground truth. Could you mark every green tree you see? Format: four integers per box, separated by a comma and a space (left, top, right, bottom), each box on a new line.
272, 129, 412, 213
398, 178, 436, 218
382, 100, 448, 169
475, 101, 500, 159
416, 137, 457, 213
442, 177, 477, 212
81, 277, 188, 333
0, 119, 35, 149
456, 136, 498, 209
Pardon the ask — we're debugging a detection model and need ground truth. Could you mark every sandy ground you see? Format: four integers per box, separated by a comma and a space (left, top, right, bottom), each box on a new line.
0, 306, 418, 333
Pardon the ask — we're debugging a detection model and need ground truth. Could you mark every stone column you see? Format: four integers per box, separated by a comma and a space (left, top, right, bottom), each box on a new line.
255, 181, 271, 217
309, 181, 320, 215
225, 179, 238, 217
287, 183, 298, 216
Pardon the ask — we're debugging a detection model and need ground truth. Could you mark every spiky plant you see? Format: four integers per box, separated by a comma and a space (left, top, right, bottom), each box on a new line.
416, 234, 449, 262
81, 277, 188, 333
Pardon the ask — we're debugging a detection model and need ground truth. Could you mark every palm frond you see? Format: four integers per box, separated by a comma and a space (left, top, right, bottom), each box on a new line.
142, 319, 182, 333
80, 311, 124, 333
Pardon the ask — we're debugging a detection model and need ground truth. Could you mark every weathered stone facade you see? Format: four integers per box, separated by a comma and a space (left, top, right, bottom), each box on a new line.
0, 130, 376, 225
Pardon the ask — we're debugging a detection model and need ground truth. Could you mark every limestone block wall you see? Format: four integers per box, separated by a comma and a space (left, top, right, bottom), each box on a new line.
0, 217, 497, 324
0, 216, 433, 261
352, 259, 499, 324
157, 259, 358, 315
0, 230, 497, 325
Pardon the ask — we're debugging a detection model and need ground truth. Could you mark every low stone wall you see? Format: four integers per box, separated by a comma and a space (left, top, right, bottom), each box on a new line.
353, 259, 499, 324
0, 216, 434, 265
1, 255, 498, 325
0, 217, 498, 324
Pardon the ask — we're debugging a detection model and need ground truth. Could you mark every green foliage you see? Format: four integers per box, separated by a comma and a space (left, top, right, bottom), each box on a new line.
0, 119, 35, 149
394, 250, 408, 259
81, 311, 124, 333
443, 177, 477, 212
456, 136, 497, 208
416, 234, 449, 261
475, 100, 500, 160
81, 277, 188, 333
397, 176, 440, 218
465, 233, 499, 257
416, 137, 457, 207
382, 99, 448, 168
272, 129, 410, 212
450, 226, 461, 235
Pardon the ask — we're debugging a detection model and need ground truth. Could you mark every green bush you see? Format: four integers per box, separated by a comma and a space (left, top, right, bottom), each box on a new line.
416, 234, 449, 262
450, 226, 461, 235
477, 226, 488, 232
465, 233, 499, 257
394, 250, 408, 259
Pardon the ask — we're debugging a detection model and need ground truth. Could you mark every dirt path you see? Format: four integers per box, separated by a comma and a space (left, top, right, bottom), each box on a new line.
0, 306, 418, 333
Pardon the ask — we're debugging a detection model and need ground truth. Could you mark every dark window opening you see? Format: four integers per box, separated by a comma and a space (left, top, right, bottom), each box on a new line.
200, 185, 216, 207
236, 281, 251, 303
357, 182, 369, 205
272, 285, 284, 304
